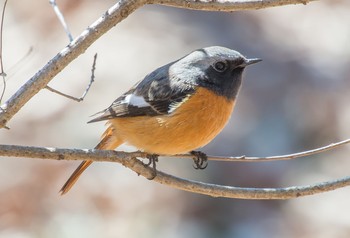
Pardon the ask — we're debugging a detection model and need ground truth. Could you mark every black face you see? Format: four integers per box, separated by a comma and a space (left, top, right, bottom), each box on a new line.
197, 58, 246, 100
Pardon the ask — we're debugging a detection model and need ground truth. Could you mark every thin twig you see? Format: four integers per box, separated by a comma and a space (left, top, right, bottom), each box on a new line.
81, 53, 97, 100
174, 138, 350, 162
0, 0, 9, 105
0, 143, 348, 199
45, 53, 97, 102
45, 85, 81, 102
49, 0, 73, 42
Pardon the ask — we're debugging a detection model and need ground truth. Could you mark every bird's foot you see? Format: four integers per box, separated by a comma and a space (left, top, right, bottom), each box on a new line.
190, 151, 208, 170
145, 154, 159, 180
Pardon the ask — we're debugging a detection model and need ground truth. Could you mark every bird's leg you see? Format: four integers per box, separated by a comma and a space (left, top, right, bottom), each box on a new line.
145, 154, 159, 180
190, 151, 208, 169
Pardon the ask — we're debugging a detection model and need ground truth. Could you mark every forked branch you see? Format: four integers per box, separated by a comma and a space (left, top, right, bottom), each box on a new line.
0, 141, 348, 199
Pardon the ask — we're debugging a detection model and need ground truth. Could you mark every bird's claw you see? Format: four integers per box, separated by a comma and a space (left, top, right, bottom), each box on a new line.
145, 154, 159, 180
190, 151, 208, 170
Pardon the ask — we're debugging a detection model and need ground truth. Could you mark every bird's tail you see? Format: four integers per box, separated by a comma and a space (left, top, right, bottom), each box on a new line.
60, 126, 122, 195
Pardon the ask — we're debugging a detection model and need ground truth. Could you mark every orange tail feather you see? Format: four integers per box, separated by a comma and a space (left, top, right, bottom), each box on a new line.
60, 126, 123, 195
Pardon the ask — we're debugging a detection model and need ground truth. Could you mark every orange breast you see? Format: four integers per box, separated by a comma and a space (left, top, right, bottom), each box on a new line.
110, 87, 235, 154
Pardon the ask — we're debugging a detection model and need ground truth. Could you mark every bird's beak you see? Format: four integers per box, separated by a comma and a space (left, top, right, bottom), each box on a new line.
241, 58, 262, 67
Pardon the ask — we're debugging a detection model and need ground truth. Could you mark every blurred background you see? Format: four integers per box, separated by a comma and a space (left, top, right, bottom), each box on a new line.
1, 0, 350, 237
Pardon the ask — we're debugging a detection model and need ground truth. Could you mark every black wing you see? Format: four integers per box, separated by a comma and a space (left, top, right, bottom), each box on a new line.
88, 65, 195, 123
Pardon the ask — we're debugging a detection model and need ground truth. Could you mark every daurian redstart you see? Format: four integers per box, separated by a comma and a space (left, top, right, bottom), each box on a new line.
60, 46, 260, 194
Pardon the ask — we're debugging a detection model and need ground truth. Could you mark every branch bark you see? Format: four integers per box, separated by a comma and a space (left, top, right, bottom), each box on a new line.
0, 0, 317, 128
155, 0, 317, 11
0, 144, 348, 199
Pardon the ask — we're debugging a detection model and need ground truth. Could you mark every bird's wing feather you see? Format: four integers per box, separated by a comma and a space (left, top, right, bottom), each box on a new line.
88, 68, 195, 123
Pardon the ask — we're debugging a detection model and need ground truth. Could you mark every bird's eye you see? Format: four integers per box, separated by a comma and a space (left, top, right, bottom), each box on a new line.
213, 61, 228, 72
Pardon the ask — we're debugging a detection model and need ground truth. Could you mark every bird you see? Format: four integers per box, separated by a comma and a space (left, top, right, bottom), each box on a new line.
60, 46, 261, 195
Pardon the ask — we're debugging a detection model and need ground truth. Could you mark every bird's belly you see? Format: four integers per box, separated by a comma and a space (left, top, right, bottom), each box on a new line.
111, 88, 235, 154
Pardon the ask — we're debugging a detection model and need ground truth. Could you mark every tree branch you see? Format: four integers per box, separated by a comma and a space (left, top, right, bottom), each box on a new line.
49, 0, 74, 42
0, 144, 349, 199
0, 0, 147, 128
175, 138, 350, 162
155, 0, 317, 11
0, 0, 9, 105
0, 0, 317, 129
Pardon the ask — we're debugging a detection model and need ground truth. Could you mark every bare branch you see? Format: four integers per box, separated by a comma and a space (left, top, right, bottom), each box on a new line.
49, 0, 73, 42
2, 138, 349, 163
45, 53, 97, 102
0, 0, 147, 128
0, 0, 9, 105
45, 85, 81, 101
154, 0, 317, 11
150, 167, 350, 199
82, 53, 98, 100
175, 138, 350, 162
0, 144, 146, 162
0, 143, 348, 199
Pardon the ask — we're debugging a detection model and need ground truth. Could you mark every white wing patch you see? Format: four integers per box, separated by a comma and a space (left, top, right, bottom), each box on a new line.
168, 94, 191, 113
123, 94, 150, 108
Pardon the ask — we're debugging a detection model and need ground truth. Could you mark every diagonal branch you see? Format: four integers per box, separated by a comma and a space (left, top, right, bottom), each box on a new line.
0, 0, 147, 128
49, 0, 74, 42
0, 0, 317, 129
0, 143, 349, 199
